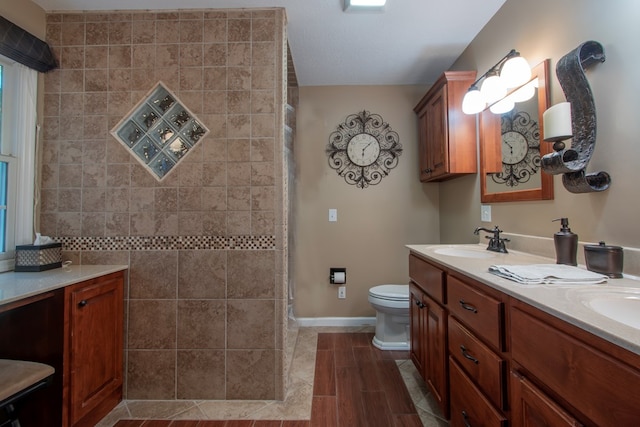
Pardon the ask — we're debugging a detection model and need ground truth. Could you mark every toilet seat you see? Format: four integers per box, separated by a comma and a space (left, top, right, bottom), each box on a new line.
368, 284, 409, 302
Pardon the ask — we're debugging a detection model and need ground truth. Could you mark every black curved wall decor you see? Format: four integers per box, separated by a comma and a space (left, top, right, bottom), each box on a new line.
541, 40, 611, 193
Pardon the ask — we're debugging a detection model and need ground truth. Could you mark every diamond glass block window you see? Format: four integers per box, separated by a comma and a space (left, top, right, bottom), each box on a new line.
111, 82, 210, 181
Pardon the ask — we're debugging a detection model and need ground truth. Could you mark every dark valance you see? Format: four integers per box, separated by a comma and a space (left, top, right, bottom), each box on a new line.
0, 15, 57, 73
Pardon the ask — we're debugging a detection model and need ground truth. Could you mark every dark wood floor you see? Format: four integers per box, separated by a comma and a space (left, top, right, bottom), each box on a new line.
114, 332, 422, 427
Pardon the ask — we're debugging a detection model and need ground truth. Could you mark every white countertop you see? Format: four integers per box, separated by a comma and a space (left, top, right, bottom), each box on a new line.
0, 265, 128, 307
406, 244, 640, 356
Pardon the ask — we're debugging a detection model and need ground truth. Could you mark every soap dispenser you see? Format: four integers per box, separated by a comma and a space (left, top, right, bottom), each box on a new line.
553, 218, 578, 266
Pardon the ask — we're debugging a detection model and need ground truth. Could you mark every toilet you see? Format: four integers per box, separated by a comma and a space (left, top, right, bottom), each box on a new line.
368, 284, 410, 350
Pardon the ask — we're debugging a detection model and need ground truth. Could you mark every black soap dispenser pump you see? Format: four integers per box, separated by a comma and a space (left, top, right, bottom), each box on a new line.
553, 218, 578, 266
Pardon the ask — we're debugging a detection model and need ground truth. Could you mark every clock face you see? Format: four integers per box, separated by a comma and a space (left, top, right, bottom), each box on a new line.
502, 131, 528, 165
347, 133, 381, 167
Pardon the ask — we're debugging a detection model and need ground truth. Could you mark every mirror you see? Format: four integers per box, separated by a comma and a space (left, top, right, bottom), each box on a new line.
480, 59, 554, 203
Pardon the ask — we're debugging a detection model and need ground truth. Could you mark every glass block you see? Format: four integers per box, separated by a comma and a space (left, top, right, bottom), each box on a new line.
168, 105, 191, 129
180, 119, 207, 146
148, 86, 176, 114
110, 82, 210, 181
149, 119, 177, 146
166, 137, 189, 160
132, 137, 160, 164
133, 104, 160, 130
149, 152, 176, 178
117, 120, 144, 147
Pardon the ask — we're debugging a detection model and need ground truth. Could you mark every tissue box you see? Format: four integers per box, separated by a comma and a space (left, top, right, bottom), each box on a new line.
14, 243, 63, 272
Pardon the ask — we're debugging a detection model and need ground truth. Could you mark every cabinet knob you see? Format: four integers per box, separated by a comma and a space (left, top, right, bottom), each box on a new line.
422, 168, 432, 174
78, 300, 88, 307
459, 299, 478, 313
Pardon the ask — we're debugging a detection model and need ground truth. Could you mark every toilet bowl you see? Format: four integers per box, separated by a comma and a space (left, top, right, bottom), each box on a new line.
368, 284, 410, 351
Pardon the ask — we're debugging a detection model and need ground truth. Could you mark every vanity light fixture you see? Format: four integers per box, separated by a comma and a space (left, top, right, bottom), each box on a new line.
461, 49, 533, 115
343, 0, 387, 12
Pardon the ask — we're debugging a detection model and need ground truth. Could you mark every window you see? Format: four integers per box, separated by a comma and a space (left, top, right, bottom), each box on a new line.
0, 55, 37, 272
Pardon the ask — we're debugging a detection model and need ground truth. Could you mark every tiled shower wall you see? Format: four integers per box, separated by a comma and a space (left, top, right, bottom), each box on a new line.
39, 9, 288, 400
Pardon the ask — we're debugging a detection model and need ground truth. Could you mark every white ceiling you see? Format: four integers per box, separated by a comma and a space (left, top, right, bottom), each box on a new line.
31, 0, 506, 86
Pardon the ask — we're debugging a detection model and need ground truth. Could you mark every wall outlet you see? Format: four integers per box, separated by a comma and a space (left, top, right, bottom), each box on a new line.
481, 205, 492, 222
329, 208, 337, 222
338, 286, 346, 299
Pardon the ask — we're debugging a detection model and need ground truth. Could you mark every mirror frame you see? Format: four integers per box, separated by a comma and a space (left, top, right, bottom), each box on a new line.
480, 59, 554, 203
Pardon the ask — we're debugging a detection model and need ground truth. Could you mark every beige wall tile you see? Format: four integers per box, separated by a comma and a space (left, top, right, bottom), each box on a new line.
226, 349, 275, 399
127, 350, 176, 399
129, 250, 178, 299
177, 350, 225, 399
177, 300, 225, 348
227, 251, 275, 298
178, 250, 226, 299
128, 299, 177, 349
227, 299, 275, 349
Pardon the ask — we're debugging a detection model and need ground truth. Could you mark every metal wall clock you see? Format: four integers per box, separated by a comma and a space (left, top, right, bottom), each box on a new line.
326, 110, 402, 189
491, 109, 541, 187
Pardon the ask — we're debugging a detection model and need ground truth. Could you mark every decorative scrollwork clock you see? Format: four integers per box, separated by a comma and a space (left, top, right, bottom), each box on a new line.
491, 109, 541, 187
326, 110, 402, 188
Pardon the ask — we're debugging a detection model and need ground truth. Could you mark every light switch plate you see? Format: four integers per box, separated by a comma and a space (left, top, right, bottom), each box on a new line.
329, 209, 337, 222
481, 205, 492, 222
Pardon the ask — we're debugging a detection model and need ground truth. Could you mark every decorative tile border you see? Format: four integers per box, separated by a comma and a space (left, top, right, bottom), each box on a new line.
56, 235, 276, 251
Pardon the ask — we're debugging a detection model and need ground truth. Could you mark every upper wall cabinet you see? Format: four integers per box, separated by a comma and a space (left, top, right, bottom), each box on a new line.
414, 71, 478, 182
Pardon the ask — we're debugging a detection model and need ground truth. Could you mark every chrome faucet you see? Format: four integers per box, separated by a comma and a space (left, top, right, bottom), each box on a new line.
474, 226, 510, 253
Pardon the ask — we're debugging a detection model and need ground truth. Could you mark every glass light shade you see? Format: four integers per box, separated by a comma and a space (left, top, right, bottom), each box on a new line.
500, 56, 531, 88
462, 88, 485, 115
480, 74, 507, 105
489, 97, 515, 114
510, 80, 536, 103
543, 102, 573, 141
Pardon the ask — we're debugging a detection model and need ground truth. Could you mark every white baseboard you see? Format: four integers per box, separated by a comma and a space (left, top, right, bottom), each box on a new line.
295, 317, 376, 327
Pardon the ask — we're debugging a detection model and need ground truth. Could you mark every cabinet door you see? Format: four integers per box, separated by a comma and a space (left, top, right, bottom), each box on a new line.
67, 273, 123, 426
424, 85, 448, 180
511, 371, 583, 427
424, 294, 448, 418
409, 283, 425, 375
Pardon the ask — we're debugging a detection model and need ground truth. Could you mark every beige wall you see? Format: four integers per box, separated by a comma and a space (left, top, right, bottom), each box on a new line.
0, 0, 46, 38
443, 0, 640, 247
294, 85, 439, 318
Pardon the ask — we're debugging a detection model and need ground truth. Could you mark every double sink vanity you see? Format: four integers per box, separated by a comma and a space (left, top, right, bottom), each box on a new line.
0, 265, 128, 427
407, 244, 640, 427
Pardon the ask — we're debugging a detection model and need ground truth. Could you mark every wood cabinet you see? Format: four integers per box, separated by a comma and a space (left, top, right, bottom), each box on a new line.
408, 249, 640, 427
413, 71, 477, 182
0, 270, 125, 427
510, 301, 640, 427
510, 370, 583, 427
409, 261, 448, 418
64, 271, 124, 427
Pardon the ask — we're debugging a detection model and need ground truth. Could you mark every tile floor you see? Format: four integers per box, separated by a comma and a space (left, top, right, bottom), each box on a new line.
98, 325, 449, 426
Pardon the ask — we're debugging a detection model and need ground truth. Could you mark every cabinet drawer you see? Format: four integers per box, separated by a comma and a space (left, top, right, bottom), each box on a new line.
409, 254, 445, 303
511, 305, 640, 427
448, 276, 504, 350
449, 357, 507, 427
448, 316, 506, 410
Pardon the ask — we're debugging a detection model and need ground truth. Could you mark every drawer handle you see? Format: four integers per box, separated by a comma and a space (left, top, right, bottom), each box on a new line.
462, 410, 472, 427
78, 300, 88, 307
460, 345, 479, 364
459, 300, 478, 313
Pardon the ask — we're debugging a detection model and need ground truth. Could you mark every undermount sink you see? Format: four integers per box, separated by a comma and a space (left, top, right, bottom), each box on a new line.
580, 289, 640, 329
433, 246, 496, 259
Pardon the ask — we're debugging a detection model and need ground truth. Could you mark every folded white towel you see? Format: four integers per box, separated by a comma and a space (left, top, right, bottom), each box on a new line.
488, 264, 608, 285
